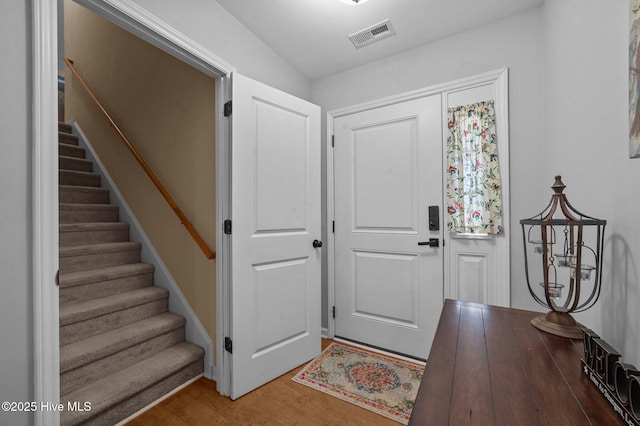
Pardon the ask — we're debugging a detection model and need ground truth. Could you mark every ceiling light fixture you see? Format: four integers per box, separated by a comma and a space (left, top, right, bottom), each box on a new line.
339, 0, 369, 5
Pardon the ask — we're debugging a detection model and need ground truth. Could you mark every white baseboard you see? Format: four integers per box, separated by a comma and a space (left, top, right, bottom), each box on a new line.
114, 374, 203, 426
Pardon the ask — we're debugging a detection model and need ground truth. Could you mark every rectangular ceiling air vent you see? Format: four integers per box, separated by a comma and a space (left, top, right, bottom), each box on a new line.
348, 19, 395, 49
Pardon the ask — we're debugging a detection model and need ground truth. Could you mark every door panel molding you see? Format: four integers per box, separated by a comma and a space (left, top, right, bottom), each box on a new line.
451, 251, 490, 303
352, 118, 418, 233
352, 249, 419, 326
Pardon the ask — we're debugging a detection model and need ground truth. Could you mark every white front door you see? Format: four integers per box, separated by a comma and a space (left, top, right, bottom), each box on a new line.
229, 73, 321, 399
333, 94, 443, 359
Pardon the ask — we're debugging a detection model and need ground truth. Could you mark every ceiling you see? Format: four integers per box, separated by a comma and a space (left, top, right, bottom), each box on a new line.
215, 0, 544, 81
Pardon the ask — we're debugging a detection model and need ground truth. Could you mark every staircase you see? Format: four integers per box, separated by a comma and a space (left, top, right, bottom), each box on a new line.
58, 122, 205, 425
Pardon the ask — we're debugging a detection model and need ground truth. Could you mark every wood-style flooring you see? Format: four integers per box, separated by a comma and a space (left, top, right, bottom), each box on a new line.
126, 340, 397, 425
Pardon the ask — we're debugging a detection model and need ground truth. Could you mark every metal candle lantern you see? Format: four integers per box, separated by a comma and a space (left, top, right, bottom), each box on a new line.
520, 176, 606, 339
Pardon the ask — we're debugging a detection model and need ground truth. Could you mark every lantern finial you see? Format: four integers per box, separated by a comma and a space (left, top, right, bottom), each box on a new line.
551, 175, 565, 194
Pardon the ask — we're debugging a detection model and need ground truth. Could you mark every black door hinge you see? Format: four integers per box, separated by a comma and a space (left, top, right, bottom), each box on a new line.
224, 219, 232, 235
224, 337, 233, 353
224, 101, 232, 117
55, 270, 59, 286
332, 306, 336, 319
332, 221, 335, 233
332, 135, 335, 147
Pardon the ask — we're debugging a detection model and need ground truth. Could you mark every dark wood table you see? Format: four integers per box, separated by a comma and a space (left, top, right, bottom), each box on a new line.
409, 299, 622, 425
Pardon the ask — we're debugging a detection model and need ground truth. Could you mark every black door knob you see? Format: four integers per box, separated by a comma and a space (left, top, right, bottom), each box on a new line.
418, 238, 440, 247
313, 239, 323, 248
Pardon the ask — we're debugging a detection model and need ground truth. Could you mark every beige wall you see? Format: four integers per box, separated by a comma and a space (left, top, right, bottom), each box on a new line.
64, 1, 217, 343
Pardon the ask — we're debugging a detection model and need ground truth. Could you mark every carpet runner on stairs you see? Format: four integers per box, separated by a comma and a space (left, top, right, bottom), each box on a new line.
58, 122, 204, 425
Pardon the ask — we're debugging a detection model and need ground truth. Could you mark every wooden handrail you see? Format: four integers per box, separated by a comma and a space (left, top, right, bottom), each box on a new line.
64, 57, 215, 260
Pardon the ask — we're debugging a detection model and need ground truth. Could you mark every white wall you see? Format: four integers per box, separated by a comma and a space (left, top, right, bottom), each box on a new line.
0, 2, 34, 425
312, 7, 548, 328
314, 1, 640, 367
128, 0, 311, 100
544, 0, 639, 366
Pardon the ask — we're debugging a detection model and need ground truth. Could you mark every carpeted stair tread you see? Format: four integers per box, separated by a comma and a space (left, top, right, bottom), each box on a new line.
59, 122, 72, 133
59, 203, 119, 223
59, 169, 101, 187
60, 342, 204, 426
59, 142, 85, 159
59, 131, 79, 145
59, 202, 118, 211
59, 286, 168, 327
59, 185, 109, 204
58, 241, 141, 273
59, 241, 139, 255
59, 263, 153, 289
59, 263, 154, 306
59, 318, 186, 396
59, 155, 93, 172
59, 222, 130, 247
60, 312, 185, 373
59, 298, 168, 346
59, 221, 129, 232
59, 241, 141, 273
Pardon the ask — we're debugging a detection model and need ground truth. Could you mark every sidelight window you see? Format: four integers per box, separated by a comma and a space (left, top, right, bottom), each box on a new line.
446, 100, 503, 235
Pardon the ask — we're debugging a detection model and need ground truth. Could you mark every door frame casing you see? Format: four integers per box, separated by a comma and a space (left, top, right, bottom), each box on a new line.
326, 68, 510, 338
33, 1, 60, 425
34, 1, 236, 419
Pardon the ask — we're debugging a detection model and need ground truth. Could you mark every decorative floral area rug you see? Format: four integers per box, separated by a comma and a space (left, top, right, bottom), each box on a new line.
292, 342, 425, 424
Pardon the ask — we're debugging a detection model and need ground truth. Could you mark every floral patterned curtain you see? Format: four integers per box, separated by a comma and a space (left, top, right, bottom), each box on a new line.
446, 100, 503, 235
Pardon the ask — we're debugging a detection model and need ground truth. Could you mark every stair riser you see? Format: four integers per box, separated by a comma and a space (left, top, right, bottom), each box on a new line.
59, 123, 72, 133
59, 156, 93, 172
60, 298, 168, 346
62, 360, 203, 426
59, 208, 119, 224
61, 328, 185, 396
60, 227, 129, 247
59, 132, 79, 146
59, 188, 109, 204
59, 271, 153, 305
59, 171, 101, 187
60, 247, 140, 274
59, 143, 85, 158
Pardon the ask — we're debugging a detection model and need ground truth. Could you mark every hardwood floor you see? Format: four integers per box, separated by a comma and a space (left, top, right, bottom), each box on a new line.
126, 340, 397, 425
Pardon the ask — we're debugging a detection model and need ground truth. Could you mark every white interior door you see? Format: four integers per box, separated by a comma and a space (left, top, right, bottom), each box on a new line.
229, 73, 321, 399
333, 94, 443, 359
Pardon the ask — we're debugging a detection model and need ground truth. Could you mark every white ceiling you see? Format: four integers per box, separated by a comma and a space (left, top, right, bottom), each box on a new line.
215, 0, 544, 81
